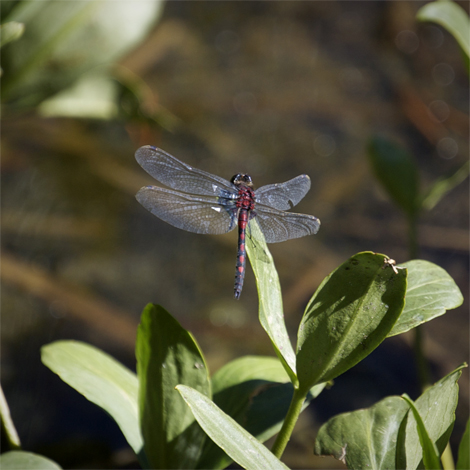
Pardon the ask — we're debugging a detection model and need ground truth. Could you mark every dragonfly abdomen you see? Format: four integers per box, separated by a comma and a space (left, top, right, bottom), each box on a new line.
234, 209, 249, 299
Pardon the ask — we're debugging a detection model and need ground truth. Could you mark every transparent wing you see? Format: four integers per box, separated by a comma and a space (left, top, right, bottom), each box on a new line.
136, 186, 238, 235
135, 146, 237, 197
254, 175, 311, 210
254, 205, 320, 243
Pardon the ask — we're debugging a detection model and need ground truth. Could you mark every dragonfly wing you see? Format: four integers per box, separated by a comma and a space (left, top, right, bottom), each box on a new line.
136, 186, 238, 234
254, 205, 320, 243
135, 146, 236, 197
255, 175, 311, 210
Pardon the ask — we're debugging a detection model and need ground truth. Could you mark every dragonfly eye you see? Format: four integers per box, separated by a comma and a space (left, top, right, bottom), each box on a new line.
231, 173, 253, 187
231, 173, 242, 184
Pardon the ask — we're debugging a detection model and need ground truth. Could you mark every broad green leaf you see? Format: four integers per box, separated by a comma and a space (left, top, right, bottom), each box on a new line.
213, 356, 291, 393
176, 385, 289, 470
246, 220, 297, 385
2, 0, 163, 107
0, 451, 62, 470
402, 395, 442, 470
388, 260, 463, 337
41, 341, 142, 455
422, 161, 470, 211
297, 252, 406, 393
136, 304, 210, 470
0, 384, 21, 449
456, 418, 469, 469
315, 396, 410, 469
397, 365, 466, 469
417, 0, 470, 59
211, 356, 291, 437
0, 22, 24, 48
368, 136, 420, 217
198, 356, 326, 469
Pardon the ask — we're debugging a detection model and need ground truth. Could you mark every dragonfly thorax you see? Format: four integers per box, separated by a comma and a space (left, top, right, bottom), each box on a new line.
236, 186, 256, 211
231, 173, 253, 188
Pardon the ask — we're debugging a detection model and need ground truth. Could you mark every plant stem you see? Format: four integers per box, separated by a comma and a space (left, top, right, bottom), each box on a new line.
441, 442, 455, 470
271, 387, 306, 459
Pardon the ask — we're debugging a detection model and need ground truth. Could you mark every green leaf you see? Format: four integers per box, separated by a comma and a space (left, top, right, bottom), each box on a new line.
0, 22, 24, 48
0, 384, 21, 450
136, 304, 210, 470
315, 396, 410, 469
417, 0, 470, 59
402, 395, 442, 470
296, 252, 407, 393
0, 451, 62, 470
388, 260, 463, 337
211, 356, 292, 444
198, 356, 326, 469
368, 136, 420, 217
40, 341, 142, 455
176, 385, 290, 470
456, 418, 470, 469
421, 160, 470, 211
246, 220, 297, 384
397, 365, 466, 469
213, 356, 291, 391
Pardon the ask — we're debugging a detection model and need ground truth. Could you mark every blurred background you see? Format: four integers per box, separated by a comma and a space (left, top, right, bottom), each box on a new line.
1, 1, 468, 468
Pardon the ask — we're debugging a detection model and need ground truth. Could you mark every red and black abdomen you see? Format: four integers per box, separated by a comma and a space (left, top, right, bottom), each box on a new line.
233, 185, 255, 299
234, 209, 248, 299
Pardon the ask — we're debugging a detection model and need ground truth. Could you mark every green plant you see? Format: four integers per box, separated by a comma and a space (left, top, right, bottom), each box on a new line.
31, 218, 466, 470
367, 134, 468, 421
362, 6, 470, 466
366, 135, 468, 470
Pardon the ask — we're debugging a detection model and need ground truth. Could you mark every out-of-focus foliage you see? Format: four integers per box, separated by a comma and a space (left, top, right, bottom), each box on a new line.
0, 21, 24, 76
1, 0, 163, 114
368, 136, 420, 218
417, 0, 470, 60
0, 21, 24, 48
422, 160, 470, 211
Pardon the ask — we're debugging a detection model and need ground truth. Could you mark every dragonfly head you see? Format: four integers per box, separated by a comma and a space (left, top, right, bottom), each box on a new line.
231, 173, 253, 188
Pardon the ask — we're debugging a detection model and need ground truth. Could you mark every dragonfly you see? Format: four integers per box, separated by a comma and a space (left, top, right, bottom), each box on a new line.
135, 145, 320, 299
